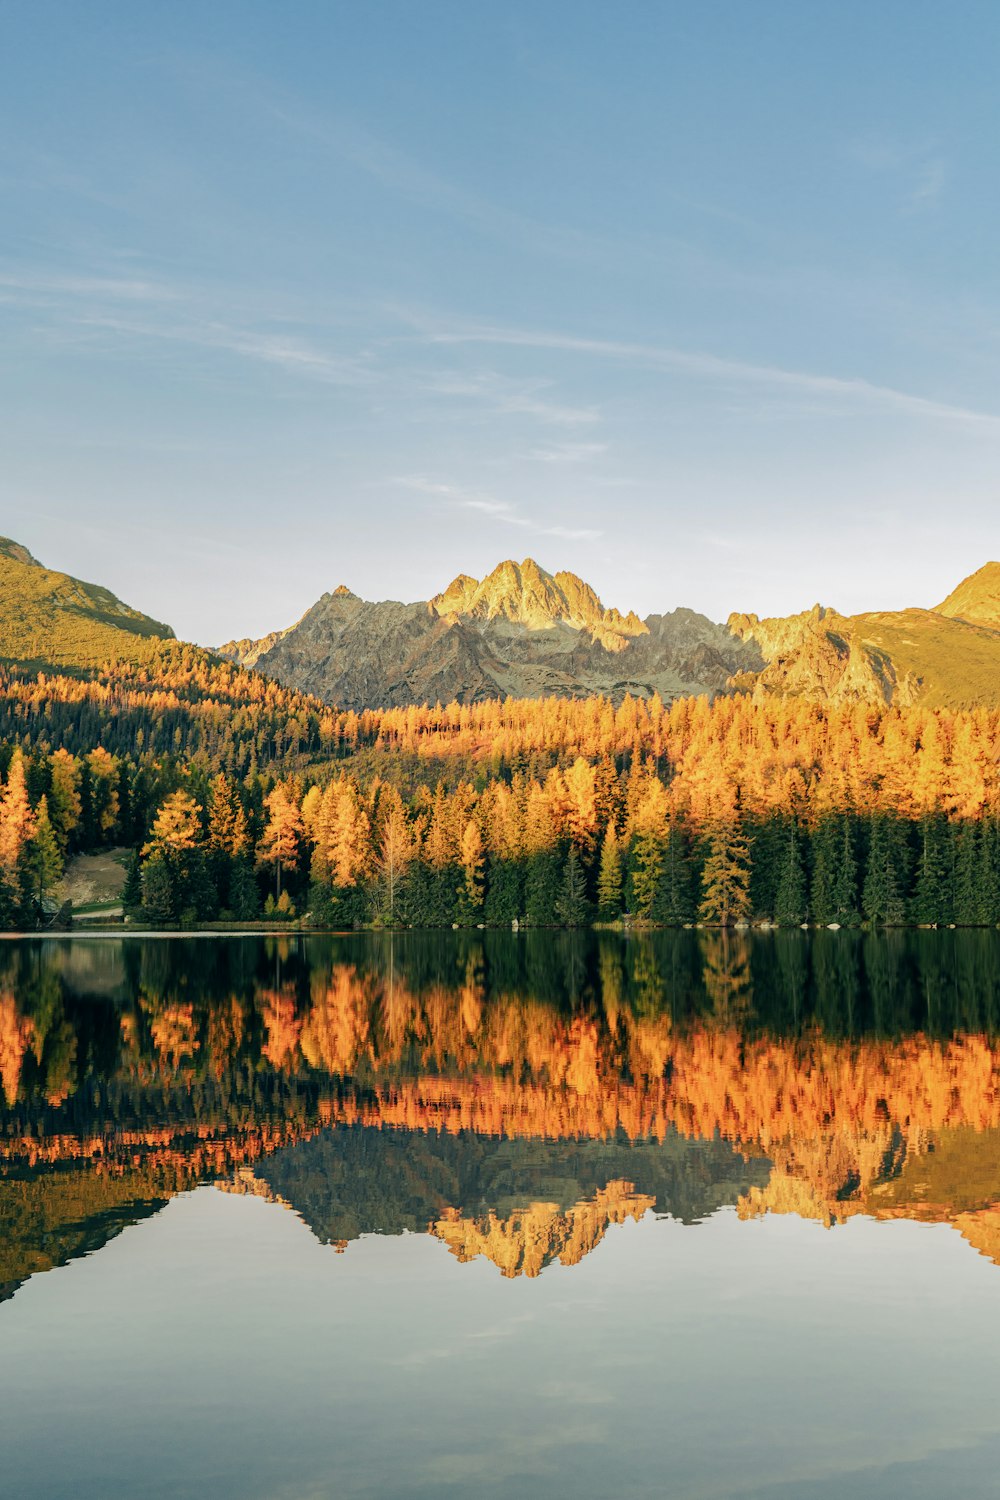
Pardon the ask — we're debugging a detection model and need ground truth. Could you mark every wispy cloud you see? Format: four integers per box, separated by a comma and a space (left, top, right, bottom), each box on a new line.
849, 134, 947, 211
422, 321, 1000, 430
529, 441, 608, 463
396, 476, 602, 541
423, 370, 598, 426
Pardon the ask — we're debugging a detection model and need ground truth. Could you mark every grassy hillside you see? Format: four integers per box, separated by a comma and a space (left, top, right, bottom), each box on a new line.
851, 607, 1000, 708
0, 536, 174, 668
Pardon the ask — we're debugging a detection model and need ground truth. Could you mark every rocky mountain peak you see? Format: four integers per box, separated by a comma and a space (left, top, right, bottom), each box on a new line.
332, 584, 356, 599
431, 556, 647, 642
0, 537, 41, 568
936, 561, 1000, 630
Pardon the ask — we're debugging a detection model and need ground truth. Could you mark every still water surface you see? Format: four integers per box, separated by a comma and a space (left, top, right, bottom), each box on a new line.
3, 931, 1000, 1498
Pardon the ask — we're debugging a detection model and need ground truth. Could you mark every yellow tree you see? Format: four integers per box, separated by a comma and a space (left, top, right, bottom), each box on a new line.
0, 750, 36, 875
144, 790, 203, 855
698, 815, 752, 926
257, 783, 304, 900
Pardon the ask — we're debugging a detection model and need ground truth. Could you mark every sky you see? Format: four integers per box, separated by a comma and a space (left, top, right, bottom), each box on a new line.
1, 1, 999, 644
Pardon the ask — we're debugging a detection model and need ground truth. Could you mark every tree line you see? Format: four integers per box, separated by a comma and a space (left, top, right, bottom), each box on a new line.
3, 681, 1000, 928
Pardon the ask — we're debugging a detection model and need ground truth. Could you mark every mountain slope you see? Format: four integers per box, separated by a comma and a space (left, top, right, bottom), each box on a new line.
0, 536, 174, 667
220, 557, 763, 710
729, 573, 1000, 710
937, 561, 1000, 630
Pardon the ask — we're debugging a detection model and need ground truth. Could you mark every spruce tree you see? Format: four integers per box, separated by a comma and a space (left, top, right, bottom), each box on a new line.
141, 851, 174, 924
596, 825, 623, 920
629, 831, 664, 921
555, 846, 589, 927
23, 795, 63, 910
773, 821, 806, 925
698, 818, 752, 926
229, 856, 261, 921
659, 822, 694, 924
861, 815, 908, 925
911, 815, 952, 925
525, 850, 560, 925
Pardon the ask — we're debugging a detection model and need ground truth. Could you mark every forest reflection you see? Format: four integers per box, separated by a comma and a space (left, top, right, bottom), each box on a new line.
3, 930, 1000, 1294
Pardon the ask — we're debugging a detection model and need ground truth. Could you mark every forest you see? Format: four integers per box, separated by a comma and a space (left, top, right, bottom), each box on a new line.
2, 651, 1000, 930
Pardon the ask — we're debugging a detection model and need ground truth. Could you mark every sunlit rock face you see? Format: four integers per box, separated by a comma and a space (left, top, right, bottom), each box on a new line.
218, 556, 1000, 711
218, 556, 761, 709
432, 1181, 656, 1277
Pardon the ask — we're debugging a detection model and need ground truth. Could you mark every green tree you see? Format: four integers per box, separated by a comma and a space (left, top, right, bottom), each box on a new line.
629, 831, 664, 921
24, 795, 63, 909
773, 821, 806, 925
555, 846, 589, 927
141, 851, 174, 923
911, 814, 952, 925
861, 815, 909, 926
596, 824, 623, 920
659, 822, 694, 924
698, 817, 752, 926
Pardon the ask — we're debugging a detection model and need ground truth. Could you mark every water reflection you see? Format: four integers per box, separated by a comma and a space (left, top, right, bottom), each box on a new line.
3, 930, 1000, 1295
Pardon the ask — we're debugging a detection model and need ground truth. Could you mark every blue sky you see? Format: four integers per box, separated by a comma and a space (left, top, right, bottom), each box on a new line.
2, 1, 998, 642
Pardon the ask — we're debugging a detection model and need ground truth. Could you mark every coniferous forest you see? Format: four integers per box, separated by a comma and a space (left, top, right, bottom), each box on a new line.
2, 650, 1000, 930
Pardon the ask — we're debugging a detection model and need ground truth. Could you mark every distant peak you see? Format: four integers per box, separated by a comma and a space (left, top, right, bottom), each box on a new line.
430, 556, 646, 641
936, 561, 1000, 629
0, 537, 41, 568
332, 584, 356, 598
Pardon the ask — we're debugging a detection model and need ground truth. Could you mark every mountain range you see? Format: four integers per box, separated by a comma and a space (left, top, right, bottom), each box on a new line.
218, 554, 1000, 711
3, 534, 1000, 711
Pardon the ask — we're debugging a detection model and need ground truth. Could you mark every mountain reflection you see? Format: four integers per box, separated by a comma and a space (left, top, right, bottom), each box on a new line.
3, 930, 1000, 1295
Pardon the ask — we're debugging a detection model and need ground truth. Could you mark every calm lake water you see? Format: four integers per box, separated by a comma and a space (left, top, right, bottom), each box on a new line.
3, 930, 1000, 1499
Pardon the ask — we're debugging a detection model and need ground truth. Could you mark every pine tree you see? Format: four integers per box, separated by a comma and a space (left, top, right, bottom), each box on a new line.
810, 814, 858, 926
554, 846, 588, 927
629, 831, 663, 921
458, 819, 485, 923
121, 849, 143, 914
229, 856, 261, 920
698, 818, 752, 926
773, 821, 806, 925
141, 851, 174, 924
596, 824, 623, 920
659, 822, 694, 924
0, 749, 36, 876
861, 815, 908, 925
953, 822, 983, 924
24, 795, 63, 909
911, 814, 952, 925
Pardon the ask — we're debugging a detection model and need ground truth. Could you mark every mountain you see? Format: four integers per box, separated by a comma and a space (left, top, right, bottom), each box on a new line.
0, 536, 174, 668
220, 554, 1000, 712
729, 592, 1000, 709
937, 561, 1000, 630
5, 536, 1000, 712
218, 557, 764, 709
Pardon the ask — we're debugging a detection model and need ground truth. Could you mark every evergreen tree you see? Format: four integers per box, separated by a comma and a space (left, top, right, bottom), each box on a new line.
525, 850, 560, 925
629, 831, 664, 921
229, 856, 261, 921
773, 821, 806, 925
911, 814, 952, 925
596, 825, 623, 920
659, 822, 694, 924
698, 818, 752, 926
141, 851, 174, 924
23, 796, 63, 912
861, 815, 909, 925
554, 846, 588, 927
484, 855, 522, 925
121, 849, 143, 914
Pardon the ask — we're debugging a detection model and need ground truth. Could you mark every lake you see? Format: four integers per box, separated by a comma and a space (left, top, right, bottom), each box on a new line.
3, 930, 1000, 1499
